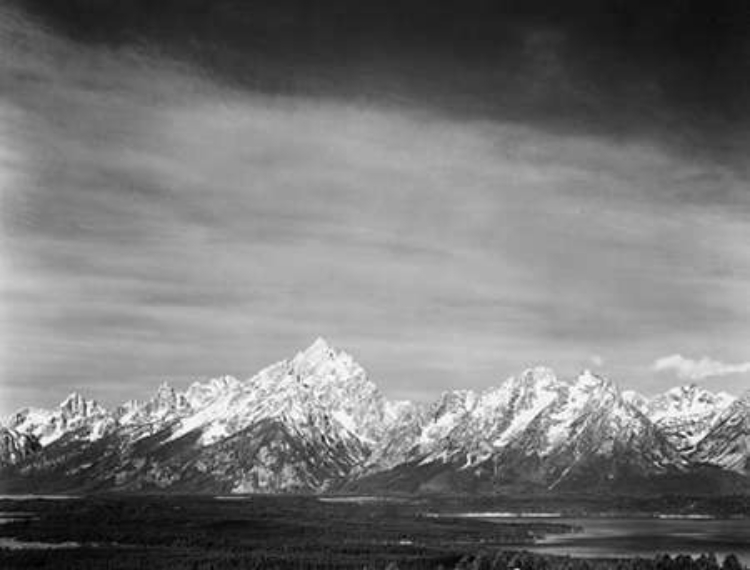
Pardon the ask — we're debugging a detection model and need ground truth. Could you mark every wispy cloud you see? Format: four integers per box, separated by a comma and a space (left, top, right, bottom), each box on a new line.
2, 8, 750, 412
652, 354, 750, 381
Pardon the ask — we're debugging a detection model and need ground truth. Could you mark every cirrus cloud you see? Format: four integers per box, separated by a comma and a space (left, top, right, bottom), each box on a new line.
653, 354, 750, 381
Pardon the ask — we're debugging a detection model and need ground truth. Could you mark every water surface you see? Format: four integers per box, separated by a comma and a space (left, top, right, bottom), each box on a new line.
0, 511, 35, 525
0, 537, 81, 550
493, 516, 750, 565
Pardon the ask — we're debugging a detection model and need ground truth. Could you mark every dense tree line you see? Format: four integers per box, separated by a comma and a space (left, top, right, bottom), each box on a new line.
0, 549, 746, 570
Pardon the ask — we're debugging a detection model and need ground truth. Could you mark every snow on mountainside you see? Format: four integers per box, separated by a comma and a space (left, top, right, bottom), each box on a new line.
0, 339, 390, 492
7, 393, 112, 446
364, 400, 427, 471
116, 382, 192, 429
139, 337, 390, 493
1, 339, 747, 493
185, 376, 241, 410
401, 367, 564, 466
622, 390, 649, 410
358, 368, 684, 492
642, 385, 735, 451
692, 393, 750, 475
167, 337, 387, 447
0, 427, 41, 465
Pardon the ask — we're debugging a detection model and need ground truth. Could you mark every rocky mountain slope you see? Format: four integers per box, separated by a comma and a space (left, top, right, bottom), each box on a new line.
352, 368, 689, 494
631, 385, 735, 451
692, 394, 750, 476
7, 393, 112, 446
1, 338, 748, 494
0, 427, 41, 466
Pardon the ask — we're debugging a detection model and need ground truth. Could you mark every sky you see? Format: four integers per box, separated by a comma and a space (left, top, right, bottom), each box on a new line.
1, 0, 749, 414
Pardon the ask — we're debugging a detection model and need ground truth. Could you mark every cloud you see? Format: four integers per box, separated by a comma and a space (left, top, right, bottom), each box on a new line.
2, 9, 750, 413
652, 354, 750, 381
589, 355, 604, 367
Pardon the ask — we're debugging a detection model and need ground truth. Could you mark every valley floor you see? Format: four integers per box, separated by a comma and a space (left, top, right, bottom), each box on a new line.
0, 495, 748, 569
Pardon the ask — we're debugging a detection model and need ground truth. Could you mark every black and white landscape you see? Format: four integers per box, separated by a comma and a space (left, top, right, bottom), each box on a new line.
1, 0, 750, 568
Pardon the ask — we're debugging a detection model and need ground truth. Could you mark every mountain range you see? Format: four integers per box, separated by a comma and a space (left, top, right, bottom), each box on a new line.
1, 338, 748, 495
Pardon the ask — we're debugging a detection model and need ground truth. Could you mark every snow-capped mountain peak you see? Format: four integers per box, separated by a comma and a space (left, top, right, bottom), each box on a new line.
59, 392, 86, 415
518, 366, 560, 390
653, 384, 734, 415
151, 382, 187, 409
6, 392, 110, 446
639, 384, 736, 451
117, 381, 192, 429
394, 364, 684, 486
287, 337, 364, 385
59, 392, 106, 419
574, 369, 612, 389
622, 389, 649, 411
166, 338, 385, 449
296, 336, 335, 361
692, 391, 750, 474
185, 375, 241, 409
2, 342, 746, 495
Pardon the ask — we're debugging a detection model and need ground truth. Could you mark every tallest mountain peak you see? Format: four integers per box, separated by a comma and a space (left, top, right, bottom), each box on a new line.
307, 336, 333, 353
285, 337, 370, 391
296, 337, 337, 363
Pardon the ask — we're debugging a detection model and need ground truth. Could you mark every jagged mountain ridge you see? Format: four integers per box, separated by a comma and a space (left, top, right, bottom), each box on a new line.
352, 368, 689, 494
7, 393, 112, 446
0, 339, 400, 493
628, 385, 735, 452
692, 394, 750, 476
0, 427, 41, 466
1, 338, 748, 494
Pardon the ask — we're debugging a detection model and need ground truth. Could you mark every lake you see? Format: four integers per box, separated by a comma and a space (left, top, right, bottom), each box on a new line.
488, 516, 750, 565
0, 537, 81, 550
0, 511, 79, 550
